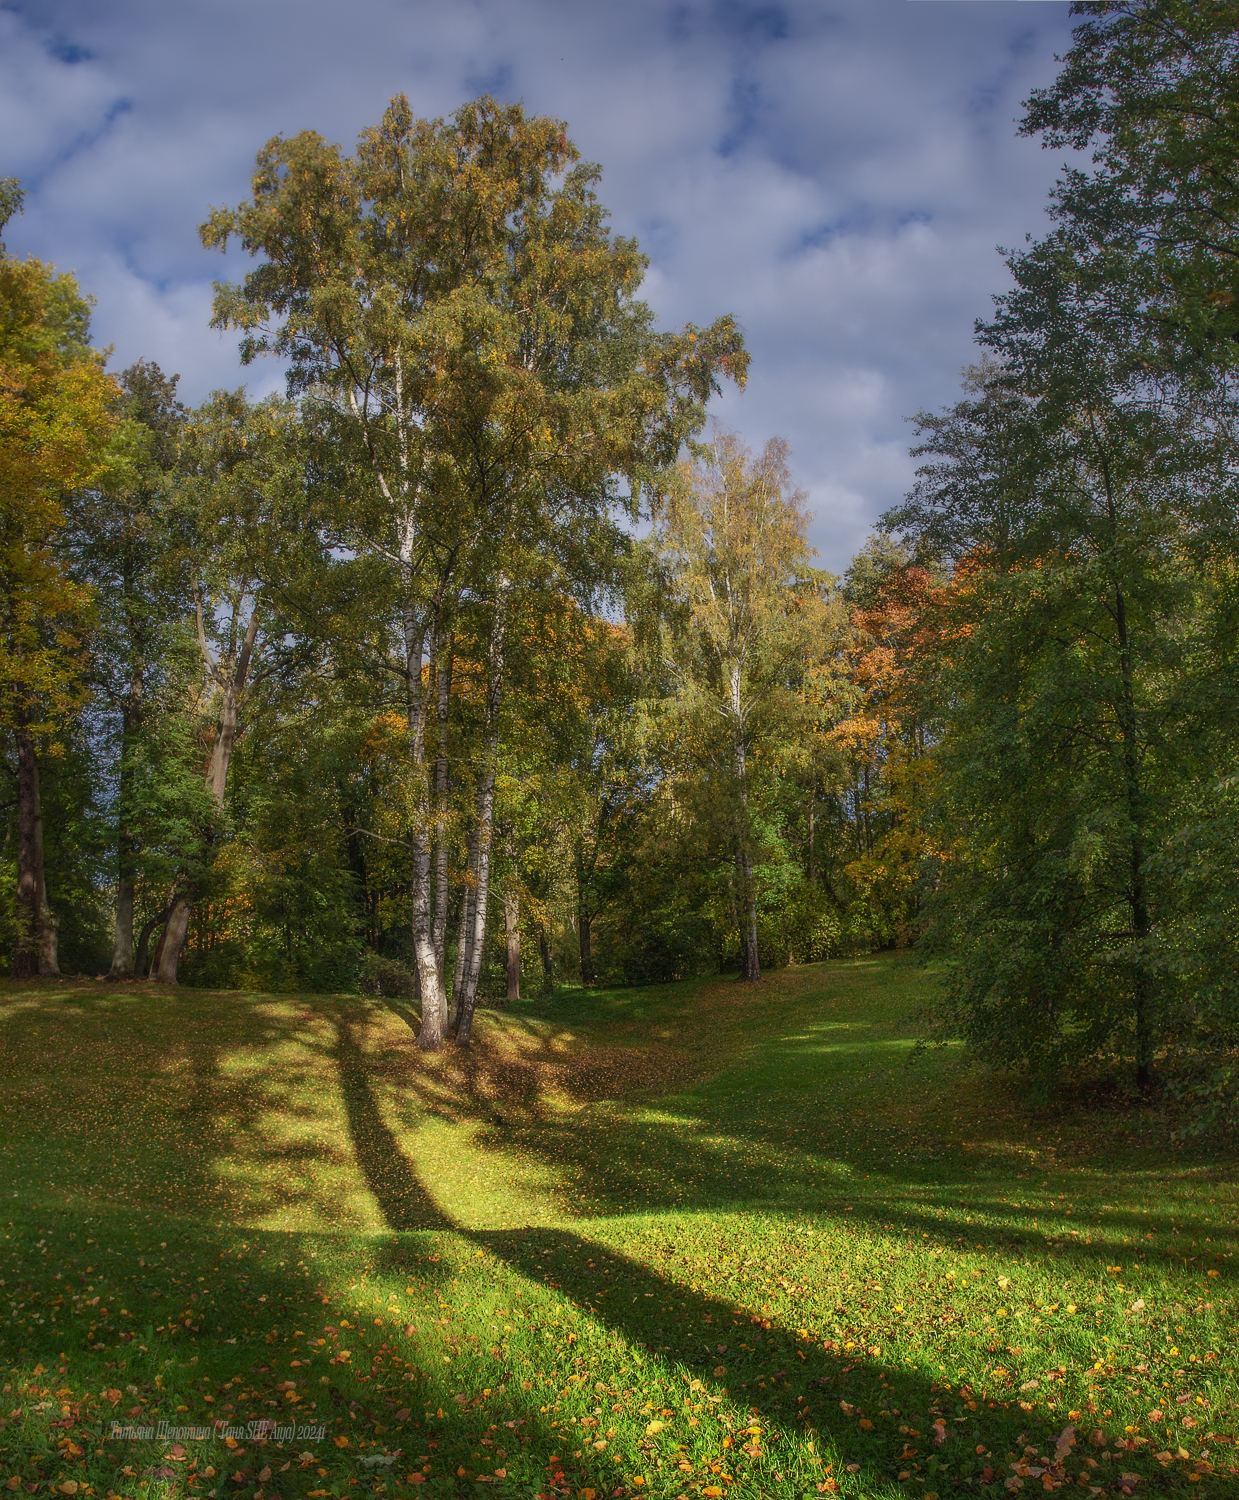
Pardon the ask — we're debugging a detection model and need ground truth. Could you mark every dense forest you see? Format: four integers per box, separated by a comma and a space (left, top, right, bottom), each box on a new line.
4, 1, 1239, 1124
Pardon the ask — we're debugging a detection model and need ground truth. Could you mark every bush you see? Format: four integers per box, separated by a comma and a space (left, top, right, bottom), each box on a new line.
357, 950, 417, 999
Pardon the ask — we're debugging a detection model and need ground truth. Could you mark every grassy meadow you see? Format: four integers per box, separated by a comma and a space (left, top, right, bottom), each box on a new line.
0, 958, 1235, 1499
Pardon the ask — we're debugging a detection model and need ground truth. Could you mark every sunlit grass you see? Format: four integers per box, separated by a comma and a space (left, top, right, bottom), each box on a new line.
0, 958, 1235, 1499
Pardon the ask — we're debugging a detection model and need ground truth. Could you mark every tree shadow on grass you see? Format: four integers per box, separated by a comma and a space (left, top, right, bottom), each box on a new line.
0, 980, 1228, 1499
335, 1013, 1195, 1499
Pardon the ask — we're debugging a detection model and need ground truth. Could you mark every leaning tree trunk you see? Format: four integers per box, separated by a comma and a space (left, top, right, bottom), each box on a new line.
134, 906, 166, 979
454, 587, 509, 1047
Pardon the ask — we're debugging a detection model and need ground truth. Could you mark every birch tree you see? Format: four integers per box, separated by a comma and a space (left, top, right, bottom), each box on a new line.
201, 94, 746, 1045
653, 432, 833, 981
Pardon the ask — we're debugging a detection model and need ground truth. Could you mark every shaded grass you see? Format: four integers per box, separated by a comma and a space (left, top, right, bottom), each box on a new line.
0, 957, 1235, 1500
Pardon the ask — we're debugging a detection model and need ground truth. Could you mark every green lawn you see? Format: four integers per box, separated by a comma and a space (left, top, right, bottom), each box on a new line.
0, 958, 1235, 1499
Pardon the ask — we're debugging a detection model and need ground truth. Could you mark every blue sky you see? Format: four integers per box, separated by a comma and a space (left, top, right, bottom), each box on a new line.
2, 0, 1079, 568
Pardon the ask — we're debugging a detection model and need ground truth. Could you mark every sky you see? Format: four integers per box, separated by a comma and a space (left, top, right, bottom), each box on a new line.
1, 0, 1081, 570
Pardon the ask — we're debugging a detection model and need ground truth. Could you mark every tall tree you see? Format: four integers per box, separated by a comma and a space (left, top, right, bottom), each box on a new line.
652, 432, 832, 982
0, 179, 117, 976
68, 361, 188, 978
154, 390, 307, 984
200, 94, 746, 1045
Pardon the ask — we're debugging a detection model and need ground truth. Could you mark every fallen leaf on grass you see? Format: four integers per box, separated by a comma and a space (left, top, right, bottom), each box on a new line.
645, 1420, 665, 1436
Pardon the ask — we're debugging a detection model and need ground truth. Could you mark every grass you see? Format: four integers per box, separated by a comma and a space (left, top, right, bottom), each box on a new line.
0, 956, 1235, 1500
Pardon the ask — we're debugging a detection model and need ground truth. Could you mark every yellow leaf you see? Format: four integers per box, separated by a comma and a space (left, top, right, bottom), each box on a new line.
645, 1420, 665, 1436
334, 1436, 349, 1449
704, 1490, 724, 1497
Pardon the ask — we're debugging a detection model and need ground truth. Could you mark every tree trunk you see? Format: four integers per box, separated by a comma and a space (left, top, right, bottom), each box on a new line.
155, 897, 192, 984
504, 885, 521, 1003
109, 684, 142, 979
432, 634, 453, 976
538, 928, 554, 995
134, 908, 164, 979
13, 723, 42, 979
807, 795, 816, 885
1114, 582, 1153, 1088
158, 604, 260, 985
109, 876, 135, 980
731, 691, 760, 982
407, 609, 447, 1050
452, 867, 473, 1014
14, 722, 57, 978
454, 586, 509, 1047
578, 906, 595, 988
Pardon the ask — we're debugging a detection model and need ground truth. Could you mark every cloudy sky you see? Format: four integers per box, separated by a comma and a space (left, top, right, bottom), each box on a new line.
2, 0, 1079, 569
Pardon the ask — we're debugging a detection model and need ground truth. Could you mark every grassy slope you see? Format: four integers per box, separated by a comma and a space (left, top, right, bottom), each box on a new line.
0, 958, 1235, 1500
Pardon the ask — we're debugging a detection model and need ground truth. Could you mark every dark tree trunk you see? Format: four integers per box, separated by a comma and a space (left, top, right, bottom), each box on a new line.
14, 723, 42, 979
538, 928, 554, 995
134, 909, 165, 979
1098, 447, 1153, 1090
159, 604, 259, 985
1114, 581, 1153, 1088
579, 908, 595, 987
504, 886, 520, 1004
109, 694, 141, 980
14, 722, 57, 978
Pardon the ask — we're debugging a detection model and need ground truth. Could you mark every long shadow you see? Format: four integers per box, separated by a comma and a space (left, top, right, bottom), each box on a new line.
333, 1012, 1196, 1499
373, 997, 1238, 1286
333, 1012, 449, 1231
1, 979, 1225, 1499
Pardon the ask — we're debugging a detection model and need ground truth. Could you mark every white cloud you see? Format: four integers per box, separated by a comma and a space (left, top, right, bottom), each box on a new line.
2, 0, 1079, 565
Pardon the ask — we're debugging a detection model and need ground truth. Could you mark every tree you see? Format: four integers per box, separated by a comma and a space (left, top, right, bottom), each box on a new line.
67, 361, 189, 979
0, 179, 118, 976
154, 389, 308, 984
652, 431, 833, 981
200, 94, 746, 1045
888, 349, 1222, 1090
1023, 1, 1239, 374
